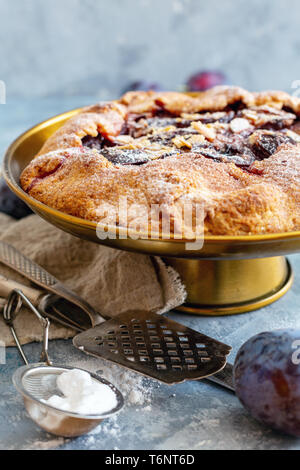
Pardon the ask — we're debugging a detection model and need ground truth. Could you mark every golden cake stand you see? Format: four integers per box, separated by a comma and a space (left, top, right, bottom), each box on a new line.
3, 108, 300, 316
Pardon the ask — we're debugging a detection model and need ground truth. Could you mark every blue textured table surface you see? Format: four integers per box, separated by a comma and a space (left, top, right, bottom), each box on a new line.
0, 98, 300, 450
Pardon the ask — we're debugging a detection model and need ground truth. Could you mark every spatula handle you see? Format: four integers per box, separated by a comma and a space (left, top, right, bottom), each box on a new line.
205, 362, 235, 392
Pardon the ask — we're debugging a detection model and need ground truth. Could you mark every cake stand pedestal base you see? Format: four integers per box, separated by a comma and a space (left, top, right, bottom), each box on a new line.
164, 256, 293, 316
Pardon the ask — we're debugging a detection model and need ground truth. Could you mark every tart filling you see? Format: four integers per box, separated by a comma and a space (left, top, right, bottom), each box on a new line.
80, 105, 300, 169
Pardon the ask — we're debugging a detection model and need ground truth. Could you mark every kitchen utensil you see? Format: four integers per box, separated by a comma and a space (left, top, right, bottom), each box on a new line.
0, 273, 86, 332
0, 240, 105, 329
205, 362, 234, 392
73, 310, 231, 385
0, 243, 232, 384
0, 272, 235, 390
3, 288, 124, 438
3, 106, 300, 315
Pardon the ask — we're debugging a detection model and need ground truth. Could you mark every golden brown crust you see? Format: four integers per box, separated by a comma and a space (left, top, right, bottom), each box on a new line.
20, 86, 300, 236
121, 86, 300, 115
36, 102, 127, 156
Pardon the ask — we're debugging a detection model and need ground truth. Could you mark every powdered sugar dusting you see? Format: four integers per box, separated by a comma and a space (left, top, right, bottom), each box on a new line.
68, 356, 154, 407
42, 368, 118, 415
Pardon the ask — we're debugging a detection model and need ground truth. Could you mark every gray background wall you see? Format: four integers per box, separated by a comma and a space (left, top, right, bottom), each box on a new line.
1, 0, 300, 99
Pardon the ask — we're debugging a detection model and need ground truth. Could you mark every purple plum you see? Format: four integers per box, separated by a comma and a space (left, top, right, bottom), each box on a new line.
186, 71, 227, 92
0, 178, 32, 219
234, 329, 300, 437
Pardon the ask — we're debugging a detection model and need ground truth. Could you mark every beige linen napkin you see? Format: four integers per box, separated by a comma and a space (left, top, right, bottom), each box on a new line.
0, 213, 186, 346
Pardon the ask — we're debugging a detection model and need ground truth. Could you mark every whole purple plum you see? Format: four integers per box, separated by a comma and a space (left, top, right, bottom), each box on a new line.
122, 81, 164, 94
0, 178, 32, 219
234, 329, 300, 437
186, 71, 227, 92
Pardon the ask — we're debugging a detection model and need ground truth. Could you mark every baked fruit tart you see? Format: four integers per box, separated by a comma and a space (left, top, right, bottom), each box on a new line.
20, 86, 300, 237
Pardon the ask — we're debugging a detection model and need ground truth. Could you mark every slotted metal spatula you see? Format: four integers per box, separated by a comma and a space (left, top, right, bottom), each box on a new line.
73, 310, 231, 385
0, 240, 232, 386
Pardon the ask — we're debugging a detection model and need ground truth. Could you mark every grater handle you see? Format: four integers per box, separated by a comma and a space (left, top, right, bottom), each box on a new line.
205, 362, 235, 392
0, 241, 106, 326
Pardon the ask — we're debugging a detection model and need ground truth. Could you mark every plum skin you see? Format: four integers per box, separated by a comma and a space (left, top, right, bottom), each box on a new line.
122, 81, 164, 93
234, 329, 300, 437
186, 71, 227, 92
0, 178, 32, 219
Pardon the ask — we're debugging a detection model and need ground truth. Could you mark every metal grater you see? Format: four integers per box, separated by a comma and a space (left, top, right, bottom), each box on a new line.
73, 310, 231, 385
0, 241, 57, 286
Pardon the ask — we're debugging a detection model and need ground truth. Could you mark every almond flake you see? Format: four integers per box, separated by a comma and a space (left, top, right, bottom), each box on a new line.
114, 135, 134, 145
230, 118, 251, 133
191, 121, 216, 142
172, 136, 192, 149
152, 125, 176, 135
286, 130, 300, 142
242, 109, 259, 123
116, 137, 151, 150
187, 135, 205, 146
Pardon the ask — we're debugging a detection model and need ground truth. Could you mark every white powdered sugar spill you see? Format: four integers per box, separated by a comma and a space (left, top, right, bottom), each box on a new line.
24, 438, 66, 450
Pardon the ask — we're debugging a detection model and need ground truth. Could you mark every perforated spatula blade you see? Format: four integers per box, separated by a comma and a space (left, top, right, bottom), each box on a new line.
73, 310, 231, 385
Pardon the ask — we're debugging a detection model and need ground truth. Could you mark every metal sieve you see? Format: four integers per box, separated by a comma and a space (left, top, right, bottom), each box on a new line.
4, 289, 124, 438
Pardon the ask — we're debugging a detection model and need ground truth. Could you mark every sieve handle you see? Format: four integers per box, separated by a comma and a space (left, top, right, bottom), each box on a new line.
3, 289, 52, 366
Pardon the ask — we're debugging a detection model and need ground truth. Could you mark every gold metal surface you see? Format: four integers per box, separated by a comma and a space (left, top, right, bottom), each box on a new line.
165, 257, 293, 315
3, 107, 300, 315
